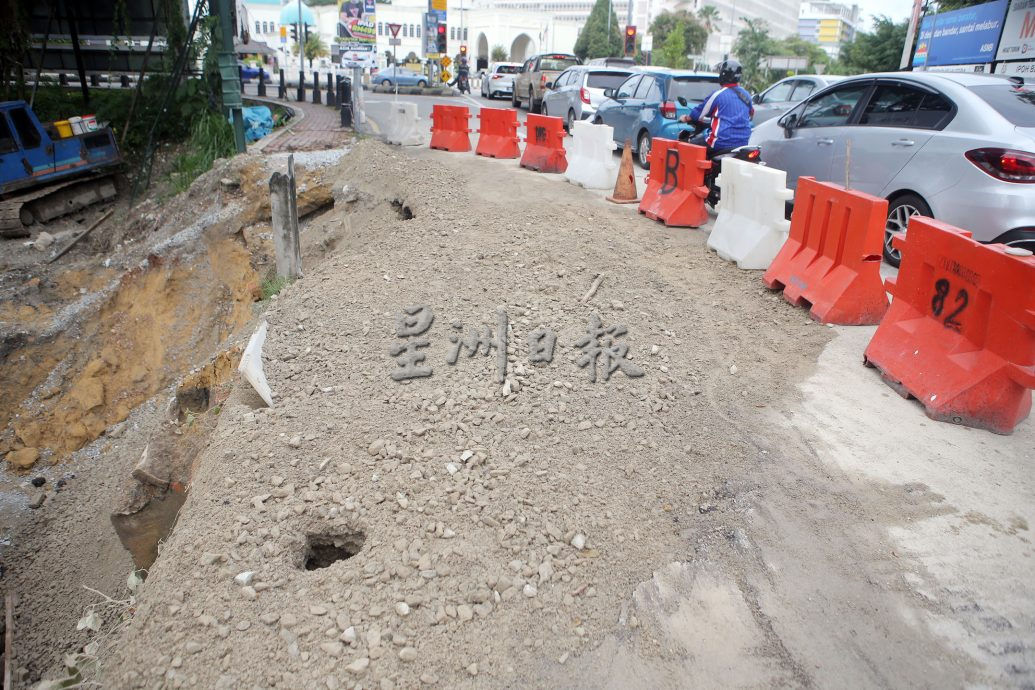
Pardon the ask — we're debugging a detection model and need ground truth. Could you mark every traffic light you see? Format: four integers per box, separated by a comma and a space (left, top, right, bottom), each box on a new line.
459, 44, 467, 57
624, 26, 637, 56
436, 23, 447, 54
290, 23, 298, 42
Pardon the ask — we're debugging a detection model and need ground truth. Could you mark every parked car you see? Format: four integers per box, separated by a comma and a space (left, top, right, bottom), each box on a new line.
593, 68, 721, 168
481, 62, 522, 100
238, 61, 272, 82
752, 74, 845, 124
512, 53, 582, 113
376, 67, 429, 88
586, 57, 638, 68
750, 72, 1035, 265
542, 65, 637, 131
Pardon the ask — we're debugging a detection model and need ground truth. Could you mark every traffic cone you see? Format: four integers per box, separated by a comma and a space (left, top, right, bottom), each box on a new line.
607, 140, 639, 204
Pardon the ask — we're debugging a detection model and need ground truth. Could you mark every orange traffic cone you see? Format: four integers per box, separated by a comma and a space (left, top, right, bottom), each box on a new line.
607, 140, 639, 204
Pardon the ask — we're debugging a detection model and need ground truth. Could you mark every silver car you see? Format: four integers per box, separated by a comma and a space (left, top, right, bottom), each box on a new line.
751, 72, 1035, 265
480, 62, 521, 100
541, 65, 636, 131
752, 74, 844, 124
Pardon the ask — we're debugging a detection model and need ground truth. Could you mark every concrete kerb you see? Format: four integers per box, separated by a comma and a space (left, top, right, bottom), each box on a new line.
368, 85, 457, 97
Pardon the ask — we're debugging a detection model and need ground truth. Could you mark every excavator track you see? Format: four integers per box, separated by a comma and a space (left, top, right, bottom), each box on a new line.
0, 176, 117, 239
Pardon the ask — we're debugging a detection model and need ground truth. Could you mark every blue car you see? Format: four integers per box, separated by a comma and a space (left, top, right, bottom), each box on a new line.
594, 69, 721, 169
238, 61, 272, 82
376, 67, 429, 88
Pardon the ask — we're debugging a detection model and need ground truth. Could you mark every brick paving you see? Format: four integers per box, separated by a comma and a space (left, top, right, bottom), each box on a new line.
243, 81, 351, 152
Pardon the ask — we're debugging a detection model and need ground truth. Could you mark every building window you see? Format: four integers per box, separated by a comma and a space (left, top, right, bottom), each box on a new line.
409, 24, 415, 37
255, 20, 261, 34
417, 25, 421, 37
377, 21, 382, 35
450, 26, 456, 40
463, 27, 468, 40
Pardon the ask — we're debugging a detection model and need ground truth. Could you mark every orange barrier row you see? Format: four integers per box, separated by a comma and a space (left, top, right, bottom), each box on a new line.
520, 114, 567, 174
637, 139, 709, 228
476, 108, 521, 159
864, 217, 1035, 434
430, 104, 471, 152
762, 177, 889, 325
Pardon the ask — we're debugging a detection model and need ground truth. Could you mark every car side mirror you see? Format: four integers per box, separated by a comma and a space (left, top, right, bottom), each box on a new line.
603, 88, 615, 98
781, 112, 798, 138
545, 81, 553, 89
676, 97, 688, 107
752, 93, 762, 104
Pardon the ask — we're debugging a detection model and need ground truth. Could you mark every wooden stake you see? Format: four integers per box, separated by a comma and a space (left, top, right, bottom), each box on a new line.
47, 209, 114, 264
580, 273, 604, 304
3, 592, 13, 690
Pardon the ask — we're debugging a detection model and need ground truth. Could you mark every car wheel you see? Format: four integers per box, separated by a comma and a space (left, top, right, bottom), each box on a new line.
529, 89, 541, 114
417, 80, 427, 88
542, 101, 549, 117
380, 79, 391, 87
884, 193, 932, 267
567, 109, 576, 132
637, 130, 652, 170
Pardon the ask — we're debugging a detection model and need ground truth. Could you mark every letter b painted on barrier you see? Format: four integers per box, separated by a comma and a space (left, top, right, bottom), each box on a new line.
864, 216, 1035, 434
763, 177, 889, 325
638, 139, 709, 228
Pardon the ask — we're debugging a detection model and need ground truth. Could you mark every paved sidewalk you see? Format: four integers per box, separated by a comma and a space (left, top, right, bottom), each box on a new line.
243, 82, 350, 152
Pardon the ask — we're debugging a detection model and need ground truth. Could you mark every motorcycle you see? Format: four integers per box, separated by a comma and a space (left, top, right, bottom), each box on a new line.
675, 111, 761, 209
456, 72, 471, 94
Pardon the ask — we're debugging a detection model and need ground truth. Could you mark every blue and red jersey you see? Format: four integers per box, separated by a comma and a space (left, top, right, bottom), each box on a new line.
688, 83, 754, 151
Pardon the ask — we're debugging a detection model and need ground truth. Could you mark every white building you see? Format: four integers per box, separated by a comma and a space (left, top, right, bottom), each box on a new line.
798, 1, 859, 59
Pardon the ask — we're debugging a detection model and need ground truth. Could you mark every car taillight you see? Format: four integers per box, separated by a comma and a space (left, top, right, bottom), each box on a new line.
965, 147, 1035, 183
541, 74, 548, 86
580, 87, 590, 104
660, 101, 677, 119
491, 74, 501, 80
747, 149, 760, 160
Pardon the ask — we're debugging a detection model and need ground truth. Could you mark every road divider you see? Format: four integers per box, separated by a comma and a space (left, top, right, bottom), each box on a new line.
520, 114, 567, 173
708, 158, 793, 269
863, 217, 1035, 434
430, 104, 472, 152
383, 102, 425, 146
564, 121, 618, 190
763, 177, 889, 325
638, 139, 709, 228
476, 108, 521, 159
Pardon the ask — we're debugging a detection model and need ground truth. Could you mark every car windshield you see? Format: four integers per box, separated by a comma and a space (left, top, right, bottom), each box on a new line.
539, 57, 579, 71
587, 72, 629, 89
496, 65, 520, 74
968, 84, 1035, 126
669, 78, 719, 102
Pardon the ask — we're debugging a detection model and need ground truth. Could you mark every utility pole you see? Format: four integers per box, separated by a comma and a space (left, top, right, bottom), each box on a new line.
900, 0, 924, 70
211, 0, 246, 153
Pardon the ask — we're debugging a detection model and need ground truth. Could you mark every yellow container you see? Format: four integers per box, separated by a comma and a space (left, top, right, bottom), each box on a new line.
54, 120, 73, 138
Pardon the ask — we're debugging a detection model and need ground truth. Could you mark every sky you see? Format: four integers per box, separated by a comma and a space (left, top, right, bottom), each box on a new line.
853, 0, 915, 25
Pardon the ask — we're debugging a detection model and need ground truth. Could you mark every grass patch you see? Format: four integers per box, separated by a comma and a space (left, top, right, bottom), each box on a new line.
260, 275, 291, 301
169, 110, 236, 194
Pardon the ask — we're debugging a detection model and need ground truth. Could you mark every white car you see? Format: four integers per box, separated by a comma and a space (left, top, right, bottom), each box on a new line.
481, 63, 521, 100
751, 72, 1035, 265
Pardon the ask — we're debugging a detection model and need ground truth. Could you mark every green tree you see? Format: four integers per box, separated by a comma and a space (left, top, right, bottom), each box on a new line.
491, 44, 508, 62
733, 17, 775, 92
657, 20, 689, 69
573, 0, 622, 59
933, 0, 987, 9
293, 32, 329, 68
839, 16, 908, 74
772, 35, 830, 71
697, 5, 721, 34
650, 10, 708, 57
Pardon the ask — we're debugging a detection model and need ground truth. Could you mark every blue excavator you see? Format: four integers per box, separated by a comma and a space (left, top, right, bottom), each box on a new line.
0, 100, 121, 238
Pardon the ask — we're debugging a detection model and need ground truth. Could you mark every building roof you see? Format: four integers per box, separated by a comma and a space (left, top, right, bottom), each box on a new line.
279, 3, 316, 25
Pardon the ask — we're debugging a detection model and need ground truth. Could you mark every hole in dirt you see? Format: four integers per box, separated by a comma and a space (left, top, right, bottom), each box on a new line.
391, 199, 414, 220
303, 530, 366, 570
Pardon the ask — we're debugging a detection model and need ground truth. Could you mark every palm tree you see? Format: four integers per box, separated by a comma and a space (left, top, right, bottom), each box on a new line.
698, 5, 721, 34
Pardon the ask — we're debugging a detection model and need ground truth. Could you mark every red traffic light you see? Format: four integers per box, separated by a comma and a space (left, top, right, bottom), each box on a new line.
437, 25, 446, 34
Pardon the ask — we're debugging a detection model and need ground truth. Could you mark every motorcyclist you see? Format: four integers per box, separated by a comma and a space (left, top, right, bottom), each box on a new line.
450, 57, 471, 93
679, 59, 753, 158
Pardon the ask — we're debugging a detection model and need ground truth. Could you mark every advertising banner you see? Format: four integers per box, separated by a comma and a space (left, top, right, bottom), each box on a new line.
913, 0, 1009, 67
339, 0, 377, 68
996, 0, 1035, 60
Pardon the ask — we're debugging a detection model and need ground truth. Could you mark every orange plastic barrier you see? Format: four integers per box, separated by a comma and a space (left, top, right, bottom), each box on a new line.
429, 104, 471, 152
520, 114, 567, 173
762, 177, 889, 325
476, 108, 520, 159
864, 217, 1035, 434
637, 139, 709, 228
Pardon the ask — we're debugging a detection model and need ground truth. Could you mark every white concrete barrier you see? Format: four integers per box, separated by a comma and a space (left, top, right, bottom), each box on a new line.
708, 158, 793, 270
565, 120, 618, 190
384, 102, 426, 146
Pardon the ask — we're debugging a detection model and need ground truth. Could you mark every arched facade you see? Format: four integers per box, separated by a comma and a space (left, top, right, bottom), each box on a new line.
509, 33, 535, 62
476, 32, 489, 71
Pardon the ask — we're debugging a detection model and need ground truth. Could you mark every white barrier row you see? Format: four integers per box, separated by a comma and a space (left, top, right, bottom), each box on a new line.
564, 120, 618, 190
708, 158, 793, 270
362, 101, 425, 146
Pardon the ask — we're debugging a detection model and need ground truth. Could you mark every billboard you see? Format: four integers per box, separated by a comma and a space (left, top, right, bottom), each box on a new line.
996, 0, 1035, 60
913, 0, 1009, 68
339, 0, 377, 68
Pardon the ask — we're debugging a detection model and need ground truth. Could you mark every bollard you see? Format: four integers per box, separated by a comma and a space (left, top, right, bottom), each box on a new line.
326, 73, 336, 107
257, 67, 267, 96
90, 74, 100, 87
312, 72, 321, 105
339, 77, 353, 127
120, 74, 130, 88
59, 73, 68, 86
269, 154, 302, 281
279, 69, 286, 99
297, 71, 305, 102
